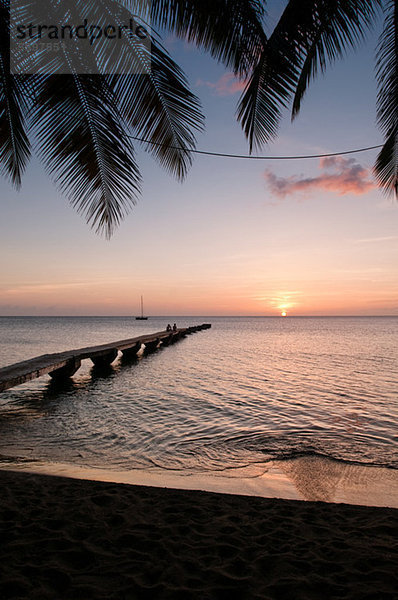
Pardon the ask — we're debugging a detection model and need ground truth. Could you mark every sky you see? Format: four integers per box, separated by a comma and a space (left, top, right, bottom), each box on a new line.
1, 1, 397, 316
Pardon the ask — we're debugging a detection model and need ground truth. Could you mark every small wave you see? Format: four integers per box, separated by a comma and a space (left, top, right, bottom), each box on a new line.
0, 453, 39, 464
180, 430, 398, 471
265, 449, 398, 470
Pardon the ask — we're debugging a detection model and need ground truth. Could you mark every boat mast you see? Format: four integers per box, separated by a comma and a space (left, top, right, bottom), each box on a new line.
141, 295, 144, 318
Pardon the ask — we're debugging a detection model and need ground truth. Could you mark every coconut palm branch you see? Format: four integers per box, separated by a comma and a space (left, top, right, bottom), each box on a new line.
112, 38, 204, 180
32, 73, 141, 238
290, 0, 380, 118
74, 0, 204, 180
150, 0, 265, 75
375, 0, 398, 196
238, 0, 381, 151
0, 0, 30, 188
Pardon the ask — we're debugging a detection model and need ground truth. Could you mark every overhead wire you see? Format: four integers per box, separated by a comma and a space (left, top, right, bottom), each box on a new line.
127, 136, 383, 160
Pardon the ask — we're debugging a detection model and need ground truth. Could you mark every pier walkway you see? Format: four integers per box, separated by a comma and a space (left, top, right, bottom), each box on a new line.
0, 324, 211, 392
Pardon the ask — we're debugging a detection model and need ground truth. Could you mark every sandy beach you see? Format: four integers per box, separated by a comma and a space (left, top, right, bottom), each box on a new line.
1, 470, 397, 599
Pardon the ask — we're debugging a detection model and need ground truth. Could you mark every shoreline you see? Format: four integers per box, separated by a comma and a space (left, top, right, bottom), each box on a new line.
2, 453, 398, 508
1, 469, 397, 599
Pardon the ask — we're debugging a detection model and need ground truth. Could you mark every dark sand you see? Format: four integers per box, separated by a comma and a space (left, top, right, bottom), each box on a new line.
0, 470, 397, 600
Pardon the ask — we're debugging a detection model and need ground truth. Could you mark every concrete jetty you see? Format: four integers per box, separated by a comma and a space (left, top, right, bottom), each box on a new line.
0, 324, 211, 392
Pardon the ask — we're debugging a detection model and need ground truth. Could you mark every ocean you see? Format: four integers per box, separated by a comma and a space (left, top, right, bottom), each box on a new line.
0, 316, 397, 503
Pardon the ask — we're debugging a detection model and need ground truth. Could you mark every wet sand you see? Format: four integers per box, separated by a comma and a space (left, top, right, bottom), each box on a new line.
1, 469, 397, 599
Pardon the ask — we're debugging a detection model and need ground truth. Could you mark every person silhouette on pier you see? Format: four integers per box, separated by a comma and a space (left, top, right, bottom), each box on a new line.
172, 323, 177, 332
166, 324, 172, 332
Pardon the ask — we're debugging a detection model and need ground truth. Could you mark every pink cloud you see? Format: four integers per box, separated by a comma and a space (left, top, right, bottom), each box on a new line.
264, 157, 376, 198
196, 73, 247, 96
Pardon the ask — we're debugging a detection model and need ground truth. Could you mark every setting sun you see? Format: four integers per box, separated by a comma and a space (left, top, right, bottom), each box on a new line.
281, 311, 287, 317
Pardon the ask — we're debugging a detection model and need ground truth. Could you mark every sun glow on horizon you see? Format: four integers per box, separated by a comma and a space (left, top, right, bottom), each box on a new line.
277, 300, 294, 317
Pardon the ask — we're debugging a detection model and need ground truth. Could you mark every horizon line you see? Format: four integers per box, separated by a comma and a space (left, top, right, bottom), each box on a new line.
0, 314, 397, 319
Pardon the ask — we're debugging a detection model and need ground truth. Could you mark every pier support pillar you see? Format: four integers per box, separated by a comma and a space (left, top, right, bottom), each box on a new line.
186, 326, 199, 334
160, 334, 173, 347
49, 358, 81, 380
122, 342, 142, 360
90, 349, 118, 367
143, 338, 160, 354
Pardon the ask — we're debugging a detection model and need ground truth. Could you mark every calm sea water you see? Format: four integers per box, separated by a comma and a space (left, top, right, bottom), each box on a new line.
0, 316, 397, 476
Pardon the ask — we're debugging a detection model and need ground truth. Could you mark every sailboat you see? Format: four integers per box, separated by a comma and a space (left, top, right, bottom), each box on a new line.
135, 295, 148, 320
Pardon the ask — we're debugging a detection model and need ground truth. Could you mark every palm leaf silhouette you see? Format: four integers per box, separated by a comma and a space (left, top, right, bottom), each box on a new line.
375, 0, 398, 196
291, 0, 379, 118
32, 74, 140, 237
113, 37, 204, 180
150, 0, 265, 75
238, 0, 380, 151
0, 0, 30, 188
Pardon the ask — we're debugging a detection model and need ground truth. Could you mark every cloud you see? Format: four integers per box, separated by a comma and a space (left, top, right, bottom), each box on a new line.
254, 290, 304, 311
264, 157, 376, 198
1, 281, 90, 296
196, 73, 246, 96
353, 236, 398, 244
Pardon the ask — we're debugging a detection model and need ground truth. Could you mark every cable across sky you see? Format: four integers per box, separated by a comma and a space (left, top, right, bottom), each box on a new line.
128, 136, 383, 161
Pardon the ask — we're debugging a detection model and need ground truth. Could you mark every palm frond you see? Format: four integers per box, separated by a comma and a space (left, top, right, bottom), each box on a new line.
375, 129, 398, 196
78, 0, 203, 180
375, 0, 398, 197
72, 0, 151, 76
237, 0, 300, 151
112, 35, 204, 180
150, 0, 265, 75
292, 0, 380, 119
238, 0, 380, 151
32, 74, 141, 237
0, 0, 30, 188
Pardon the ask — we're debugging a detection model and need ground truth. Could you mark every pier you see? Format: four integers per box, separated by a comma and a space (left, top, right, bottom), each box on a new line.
0, 324, 211, 392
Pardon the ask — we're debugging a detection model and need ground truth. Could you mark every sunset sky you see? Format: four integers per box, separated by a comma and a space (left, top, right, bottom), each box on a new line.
1, 2, 397, 317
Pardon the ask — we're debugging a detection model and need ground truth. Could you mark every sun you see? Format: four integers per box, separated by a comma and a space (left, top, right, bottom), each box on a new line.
281, 311, 287, 317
